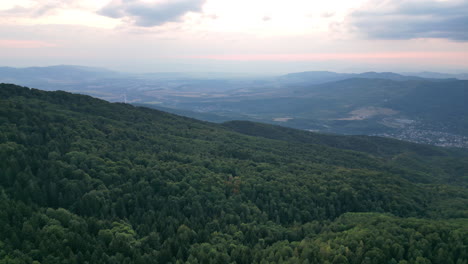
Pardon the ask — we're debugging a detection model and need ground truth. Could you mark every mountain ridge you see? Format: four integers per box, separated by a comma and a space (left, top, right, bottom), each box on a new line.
1, 83, 467, 263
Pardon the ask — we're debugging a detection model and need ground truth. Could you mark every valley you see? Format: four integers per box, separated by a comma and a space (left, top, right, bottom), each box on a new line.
1, 66, 467, 148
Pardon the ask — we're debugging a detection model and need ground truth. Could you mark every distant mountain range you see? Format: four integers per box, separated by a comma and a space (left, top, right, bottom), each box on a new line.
1, 65, 467, 147
402, 71, 468, 80
1, 65, 466, 87
278, 71, 428, 85
0, 65, 123, 83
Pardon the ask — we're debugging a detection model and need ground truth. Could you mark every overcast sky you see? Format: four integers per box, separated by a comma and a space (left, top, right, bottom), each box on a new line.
1, 0, 467, 73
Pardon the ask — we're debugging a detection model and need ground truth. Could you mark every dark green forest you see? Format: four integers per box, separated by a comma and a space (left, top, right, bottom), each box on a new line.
0, 83, 467, 264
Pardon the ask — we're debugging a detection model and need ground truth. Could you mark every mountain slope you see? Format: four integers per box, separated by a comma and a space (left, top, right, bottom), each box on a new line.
222, 120, 468, 185
222, 120, 449, 157
0, 83, 467, 263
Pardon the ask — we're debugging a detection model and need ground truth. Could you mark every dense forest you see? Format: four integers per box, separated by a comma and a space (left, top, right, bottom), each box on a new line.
0, 83, 467, 264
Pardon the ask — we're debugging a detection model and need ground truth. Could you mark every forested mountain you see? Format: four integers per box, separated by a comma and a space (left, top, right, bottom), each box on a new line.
1, 83, 467, 264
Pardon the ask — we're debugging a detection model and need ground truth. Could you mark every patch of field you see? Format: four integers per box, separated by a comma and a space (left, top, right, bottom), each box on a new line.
380, 118, 415, 128
335, 107, 398, 120
273, 117, 293, 122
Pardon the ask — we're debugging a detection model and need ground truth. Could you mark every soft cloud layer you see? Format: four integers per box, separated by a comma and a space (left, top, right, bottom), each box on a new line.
0, 0, 117, 28
99, 0, 206, 27
0, 0, 467, 73
0, 0, 87, 17
350, 0, 468, 41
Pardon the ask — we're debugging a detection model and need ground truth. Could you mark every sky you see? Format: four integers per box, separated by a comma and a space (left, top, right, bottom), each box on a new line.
1, 0, 467, 73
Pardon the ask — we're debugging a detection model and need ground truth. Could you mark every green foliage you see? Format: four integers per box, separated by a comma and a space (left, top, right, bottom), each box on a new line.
0, 83, 467, 263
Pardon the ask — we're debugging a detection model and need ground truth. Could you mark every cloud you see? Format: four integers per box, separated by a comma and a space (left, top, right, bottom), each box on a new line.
349, 0, 468, 41
0, 4, 54, 17
321, 12, 335, 18
99, 0, 206, 27
204, 14, 218, 20
0, 0, 85, 17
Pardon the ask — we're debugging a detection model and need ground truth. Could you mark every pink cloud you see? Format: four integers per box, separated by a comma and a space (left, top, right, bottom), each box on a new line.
0, 39, 57, 48
180, 52, 468, 62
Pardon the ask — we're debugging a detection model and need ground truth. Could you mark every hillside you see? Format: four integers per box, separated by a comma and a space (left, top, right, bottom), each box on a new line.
0, 83, 467, 263
222, 121, 452, 157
